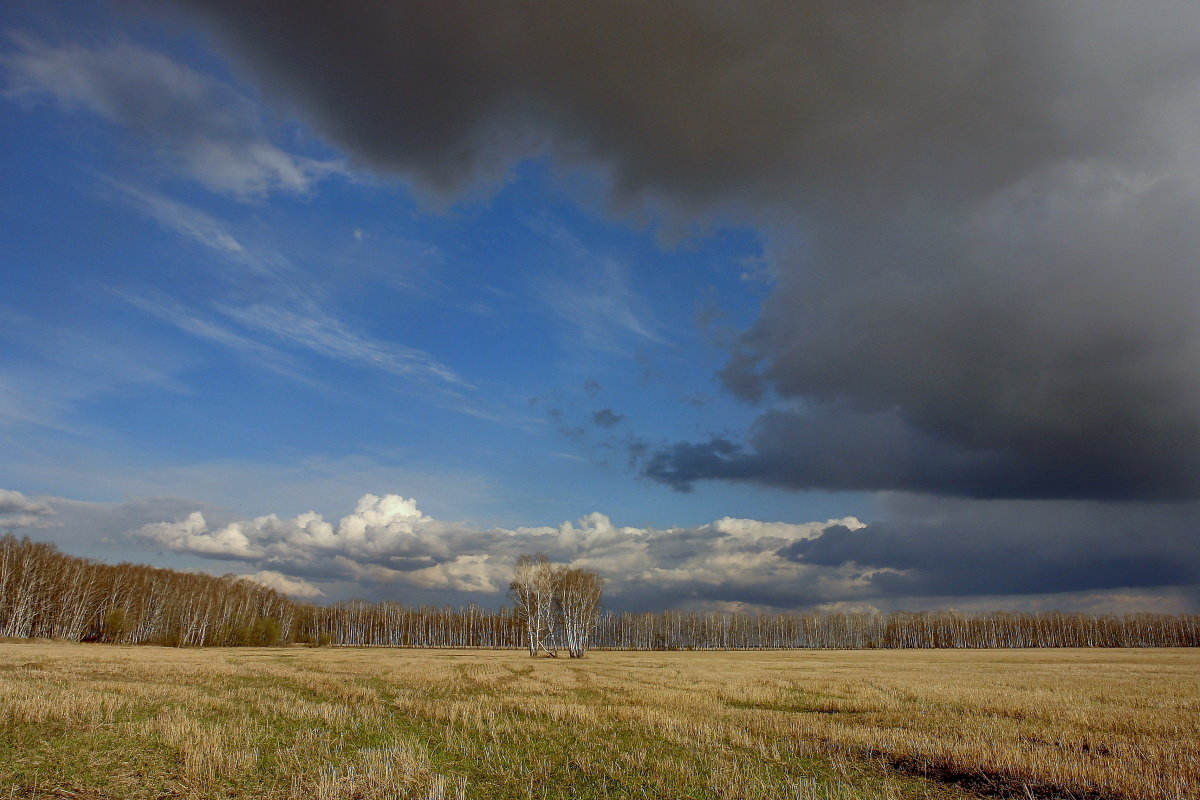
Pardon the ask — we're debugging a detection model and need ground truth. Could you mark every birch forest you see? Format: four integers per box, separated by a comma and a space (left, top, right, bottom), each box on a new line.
4, 534, 1198, 649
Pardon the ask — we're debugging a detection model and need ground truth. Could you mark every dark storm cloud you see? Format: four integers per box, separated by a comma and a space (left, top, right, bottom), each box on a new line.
779, 496, 1200, 598
160, 0, 1200, 500
681, 174, 1200, 499
644, 406, 1200, 501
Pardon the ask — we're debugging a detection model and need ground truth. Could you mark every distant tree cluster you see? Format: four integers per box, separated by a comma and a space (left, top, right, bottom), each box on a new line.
4, 535, 1198, 649
509, 554, 604, 657
295, 601, 525, 648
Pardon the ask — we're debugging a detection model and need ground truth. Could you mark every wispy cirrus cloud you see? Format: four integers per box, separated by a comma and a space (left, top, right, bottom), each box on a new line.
540, 258, 665, 357
102, 181, 477, 404
530, 220, 667, 362
0, 306, 191, 431
107, 180, 249, 259
218, 302, 471, 389
3, 34, 340, 197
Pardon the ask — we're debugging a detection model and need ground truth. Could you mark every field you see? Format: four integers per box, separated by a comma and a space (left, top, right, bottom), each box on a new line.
1, 644, 1197, 800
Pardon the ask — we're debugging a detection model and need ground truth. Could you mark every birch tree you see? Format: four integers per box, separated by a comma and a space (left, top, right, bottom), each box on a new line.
509, 554, 560, 657
557, 567, 603, 658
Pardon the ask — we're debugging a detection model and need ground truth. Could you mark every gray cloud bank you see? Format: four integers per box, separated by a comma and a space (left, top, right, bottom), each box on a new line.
783, 494, 1200, 601
3, 487, 1194, 610
127, 492, 1200, 612
157, 0, 1200, 501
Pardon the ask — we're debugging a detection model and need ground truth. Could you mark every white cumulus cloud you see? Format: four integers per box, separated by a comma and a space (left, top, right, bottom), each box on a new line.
0, 488, 55, 532
241, 570, 325, 598
133, 492, 864, 607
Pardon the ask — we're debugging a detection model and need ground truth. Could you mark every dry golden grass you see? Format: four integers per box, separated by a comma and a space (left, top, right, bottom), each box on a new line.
0, 643, 1195, 799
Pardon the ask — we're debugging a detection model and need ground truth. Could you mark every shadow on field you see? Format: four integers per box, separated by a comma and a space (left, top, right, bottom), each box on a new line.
881, 752, 1111, 800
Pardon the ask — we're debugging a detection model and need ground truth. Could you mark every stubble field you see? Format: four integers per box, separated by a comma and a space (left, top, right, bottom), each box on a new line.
0, 643, 1197, 800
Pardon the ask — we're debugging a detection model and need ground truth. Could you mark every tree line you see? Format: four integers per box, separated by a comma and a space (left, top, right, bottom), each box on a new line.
0, 535, 295, 646
3, 534, 1198, 649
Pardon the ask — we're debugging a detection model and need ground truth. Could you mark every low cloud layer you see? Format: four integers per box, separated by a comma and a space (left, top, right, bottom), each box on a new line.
135, 492, 868, 607
782, 494, 1200, 600
4, 487, 1195, 611
159, 0, 1200, 501
132, 492, 1200, 611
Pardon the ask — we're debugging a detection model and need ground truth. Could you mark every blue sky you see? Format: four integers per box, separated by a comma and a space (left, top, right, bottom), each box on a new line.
3, 0, 1199, 612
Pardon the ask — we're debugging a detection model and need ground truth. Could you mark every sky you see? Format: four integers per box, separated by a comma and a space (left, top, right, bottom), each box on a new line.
2, 0, 1199, 614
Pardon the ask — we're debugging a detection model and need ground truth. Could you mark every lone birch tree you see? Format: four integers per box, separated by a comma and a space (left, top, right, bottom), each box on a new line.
557, 567, 604, 658
509, 554, 603, 658
509, 554, 559, 656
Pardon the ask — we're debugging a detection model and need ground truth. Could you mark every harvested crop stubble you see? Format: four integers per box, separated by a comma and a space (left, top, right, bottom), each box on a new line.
0, 643, 1196, 799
